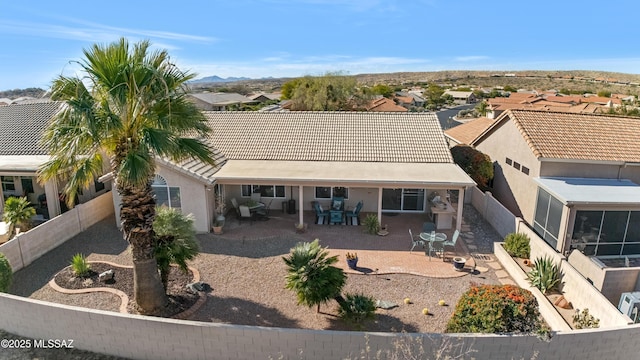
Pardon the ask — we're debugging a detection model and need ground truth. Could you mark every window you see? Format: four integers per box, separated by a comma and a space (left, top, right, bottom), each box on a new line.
521, 166, 530, 175
505, 158, 512, 166
513, 161, 521, 171
571, 210, 640, 257
151, 175, 181, 210
314, 187, 349, 199
241, 185, 285, 198
94, 179, 105, 193
533, 188, 562, 249
20, 177, 34, 194
1, 176, 15, 192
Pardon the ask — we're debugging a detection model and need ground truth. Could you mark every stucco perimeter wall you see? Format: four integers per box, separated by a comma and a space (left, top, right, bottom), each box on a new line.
2, 292, 640, 360
0, 192, 114, 272
512, 220, 630, 327
470, 186, 516, 238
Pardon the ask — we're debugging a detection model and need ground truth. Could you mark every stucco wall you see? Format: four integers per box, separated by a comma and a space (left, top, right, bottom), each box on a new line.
156, 164, 211, 233
470, 187, 517, 238
1, 292, 640, 360
475, 120, 541, 224
541, 161, 640, 184
0, 192, 114, 272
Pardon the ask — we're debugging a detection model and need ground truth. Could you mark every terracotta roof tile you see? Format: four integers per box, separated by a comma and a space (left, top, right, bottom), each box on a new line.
497, 110, 640, 162
444, 117, 496, 145
203, 112, 452, 163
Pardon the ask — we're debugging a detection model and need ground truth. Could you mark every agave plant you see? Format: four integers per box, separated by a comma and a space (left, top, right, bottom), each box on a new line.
526, 256, 562, 294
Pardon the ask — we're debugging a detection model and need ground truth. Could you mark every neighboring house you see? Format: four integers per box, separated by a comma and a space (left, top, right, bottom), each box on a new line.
443, 90, 477, 105
469, 109, 640, 259
248, 93, 281, 103
444, 117, 496, 147
0, 102, 111, 219
365, 97, 408, 112
393, 92, 425, 110
118, 112, 475, 233
188, 92, 257, 111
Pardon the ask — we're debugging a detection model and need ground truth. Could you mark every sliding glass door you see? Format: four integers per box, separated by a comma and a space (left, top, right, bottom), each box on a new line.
382, 188, 425, 212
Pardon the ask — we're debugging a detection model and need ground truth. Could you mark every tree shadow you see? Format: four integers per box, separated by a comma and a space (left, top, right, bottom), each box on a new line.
191, 295, 300, 329
10, 216, 128, 296
324, 313, 419, 333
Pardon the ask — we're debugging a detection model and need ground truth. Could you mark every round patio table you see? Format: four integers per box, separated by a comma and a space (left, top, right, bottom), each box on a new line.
420, 232, 447, 260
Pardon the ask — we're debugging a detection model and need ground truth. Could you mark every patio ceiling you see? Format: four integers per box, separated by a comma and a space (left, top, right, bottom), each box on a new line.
213, 160, 476, 188
0, 155, 50, 173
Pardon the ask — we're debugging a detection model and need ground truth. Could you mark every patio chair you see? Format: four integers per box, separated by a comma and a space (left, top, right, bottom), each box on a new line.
345, 201, 363, 225
256, 199, 273, 218
330, 196, 345, 211
238, 205, 255, 224
250, 192, 262, 203
231, 198, 242, 222
409, 229, 425, 252
314, 202, 329, 224
441, 230, 460, 260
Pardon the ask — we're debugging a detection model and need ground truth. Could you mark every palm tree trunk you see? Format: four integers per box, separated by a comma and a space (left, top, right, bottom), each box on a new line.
119, 182, 167, 313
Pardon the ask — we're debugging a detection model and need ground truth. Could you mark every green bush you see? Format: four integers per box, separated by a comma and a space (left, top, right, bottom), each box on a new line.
503, 233, 530, 258
573, 308, 600, 329
363, 214, 380, 235
338, 293, 376, 328
450, 145, 494, 190
70, 253, 91, 277
0, 253, 12, 292
526, 256, 562, 294
446, 284, 542, 334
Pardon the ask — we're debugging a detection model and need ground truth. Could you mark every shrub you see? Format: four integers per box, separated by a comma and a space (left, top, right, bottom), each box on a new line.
363, 214, 380, 235
450, 145, 494, 189
0, 253, 12, 292
446, 284, 542, 334
503, 233, 530, 258
70, 253, 91, 277
526, 256, 562, 294
337, 293, 376, 328
573, 308, 600, 329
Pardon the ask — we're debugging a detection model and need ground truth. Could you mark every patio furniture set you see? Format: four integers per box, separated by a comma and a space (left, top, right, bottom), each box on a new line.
231, 194, 273, 223
314, 198, 363, 225
410, 227, 460, 262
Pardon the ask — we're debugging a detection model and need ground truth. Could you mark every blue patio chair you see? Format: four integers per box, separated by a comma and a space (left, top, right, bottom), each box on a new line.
345, 201, 363, 225
441, 230, 460, 260
330, 196, 345, 211
314, 202, 329, 224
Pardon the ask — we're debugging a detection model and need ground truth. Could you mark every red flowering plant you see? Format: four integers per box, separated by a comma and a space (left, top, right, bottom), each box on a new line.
446, 284, 543, 334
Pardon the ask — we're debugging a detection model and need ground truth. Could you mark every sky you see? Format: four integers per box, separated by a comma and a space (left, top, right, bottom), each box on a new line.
2, 0, 640, 91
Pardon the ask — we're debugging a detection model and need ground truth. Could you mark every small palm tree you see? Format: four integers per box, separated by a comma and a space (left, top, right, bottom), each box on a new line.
2, 197, 36, 239
153, 206, 200, 291
283, 239, 346, 313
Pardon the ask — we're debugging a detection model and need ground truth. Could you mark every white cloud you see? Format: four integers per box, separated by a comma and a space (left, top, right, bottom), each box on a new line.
454, 55, 490, 62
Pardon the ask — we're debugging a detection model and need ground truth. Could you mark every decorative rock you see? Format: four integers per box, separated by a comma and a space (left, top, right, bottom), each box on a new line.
98, 269, 114, 282
186, 281, 208, 294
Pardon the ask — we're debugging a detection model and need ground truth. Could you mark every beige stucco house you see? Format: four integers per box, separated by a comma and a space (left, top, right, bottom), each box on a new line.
0, 102, 111, 221
467, 109, 640, 259
132, 112, 476, 233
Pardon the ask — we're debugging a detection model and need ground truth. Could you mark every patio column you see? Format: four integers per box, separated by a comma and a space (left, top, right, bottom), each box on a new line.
298, 185, 304, 225
377, 187, 383, 223
456, 187, 464, 231
0, 186, 4, 214
44, 179, 61, 219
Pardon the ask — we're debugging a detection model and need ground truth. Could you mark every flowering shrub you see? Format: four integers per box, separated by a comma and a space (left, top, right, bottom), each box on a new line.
446, 284, 542, 334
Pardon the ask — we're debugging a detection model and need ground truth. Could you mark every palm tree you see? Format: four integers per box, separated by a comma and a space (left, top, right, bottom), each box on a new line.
38, 38, 214, 313
2, 196, 36, 239
283, 239, 346, 313
153, 206, 199, 290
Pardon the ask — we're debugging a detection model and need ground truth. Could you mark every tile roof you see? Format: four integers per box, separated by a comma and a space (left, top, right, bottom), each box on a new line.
444, 117, 496, 145
0, 101, 61, 155
366, 97, 408, 112
203, 111, 452, 163
477, 110, 640, 162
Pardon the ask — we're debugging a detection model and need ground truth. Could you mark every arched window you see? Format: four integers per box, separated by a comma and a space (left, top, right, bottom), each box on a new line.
151, 175, 181, 210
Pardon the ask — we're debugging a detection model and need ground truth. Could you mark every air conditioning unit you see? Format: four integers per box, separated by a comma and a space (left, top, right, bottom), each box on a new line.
618, 292, 640, 323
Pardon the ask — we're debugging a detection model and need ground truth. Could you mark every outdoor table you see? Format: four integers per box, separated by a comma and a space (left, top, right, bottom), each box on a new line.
420, 232, 447, 260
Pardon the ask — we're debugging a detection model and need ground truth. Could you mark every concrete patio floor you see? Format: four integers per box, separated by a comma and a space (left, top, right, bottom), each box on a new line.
215, 207, 496, 279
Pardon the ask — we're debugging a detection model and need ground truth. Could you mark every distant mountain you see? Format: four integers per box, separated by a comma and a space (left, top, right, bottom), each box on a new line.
191, 75, 252, 83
